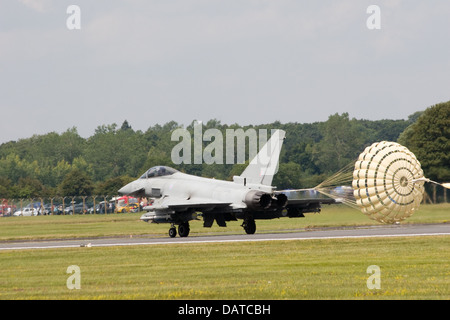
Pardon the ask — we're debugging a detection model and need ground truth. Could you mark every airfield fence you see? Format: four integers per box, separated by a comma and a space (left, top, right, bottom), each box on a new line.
0, 185, 448, 217
0, 195, 146, 217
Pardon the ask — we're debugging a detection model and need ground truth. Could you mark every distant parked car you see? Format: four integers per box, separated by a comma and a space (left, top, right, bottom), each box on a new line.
88, 204, 101, 214
96, 202, 115, 214
38, 204, 54, 215
64, 203, 88, 215
13, 208, 38, 216
115, 203, 139, 213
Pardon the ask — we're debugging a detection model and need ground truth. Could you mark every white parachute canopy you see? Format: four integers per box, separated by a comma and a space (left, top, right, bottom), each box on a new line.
294, 141, 448, 223
314, 141, 430, 223
352, 141, 425, 223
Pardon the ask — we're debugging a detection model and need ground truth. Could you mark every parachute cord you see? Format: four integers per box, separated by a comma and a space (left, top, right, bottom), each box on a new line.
412, 178, 450, 189
312, 160, 358, 209
314, 161, 355, 190
313, 188, 359, 210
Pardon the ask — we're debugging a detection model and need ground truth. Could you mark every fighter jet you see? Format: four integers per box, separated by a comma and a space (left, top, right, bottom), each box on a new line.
118, 130, 335, 237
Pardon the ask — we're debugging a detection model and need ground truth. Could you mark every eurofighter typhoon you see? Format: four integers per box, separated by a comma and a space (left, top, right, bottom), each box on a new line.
118, 130, 334, 237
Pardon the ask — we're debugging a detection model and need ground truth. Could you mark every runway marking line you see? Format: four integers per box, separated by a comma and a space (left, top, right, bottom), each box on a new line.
0, 232, 449, 251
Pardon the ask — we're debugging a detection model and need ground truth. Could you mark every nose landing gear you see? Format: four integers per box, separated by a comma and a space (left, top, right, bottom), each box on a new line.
168, 225, 177, 238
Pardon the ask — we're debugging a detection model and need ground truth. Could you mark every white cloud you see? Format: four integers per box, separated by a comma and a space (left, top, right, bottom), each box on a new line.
17, 0, 54, 13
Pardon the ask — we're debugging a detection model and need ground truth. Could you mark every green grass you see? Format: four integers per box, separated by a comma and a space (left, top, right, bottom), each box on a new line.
0, 204, 448, 299
0, 236, 448, 299
0, 203, 449, 241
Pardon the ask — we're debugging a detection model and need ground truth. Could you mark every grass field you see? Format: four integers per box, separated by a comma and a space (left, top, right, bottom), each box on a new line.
0, 204, 449, 300
0, 236, 448, 299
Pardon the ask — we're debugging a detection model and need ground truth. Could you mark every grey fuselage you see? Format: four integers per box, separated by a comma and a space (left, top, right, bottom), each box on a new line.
119, 171, 273, 209
117, 165, 291, 228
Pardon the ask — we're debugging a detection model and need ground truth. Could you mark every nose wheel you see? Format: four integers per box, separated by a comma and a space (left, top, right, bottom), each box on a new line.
168, 226, 177, 238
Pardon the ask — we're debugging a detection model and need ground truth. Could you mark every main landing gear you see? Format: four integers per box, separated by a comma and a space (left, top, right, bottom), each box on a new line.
241, 218, 256, 235
168, 222, 190, 238
168, 219, 256, 237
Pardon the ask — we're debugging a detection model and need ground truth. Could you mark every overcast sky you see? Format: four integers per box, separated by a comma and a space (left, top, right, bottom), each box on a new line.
1, 0, 449, 143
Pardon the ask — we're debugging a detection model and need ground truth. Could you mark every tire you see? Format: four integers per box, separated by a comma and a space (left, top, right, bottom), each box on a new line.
169, 227, 177, 238
243, 219, 256, 235
178, 223, 190, 237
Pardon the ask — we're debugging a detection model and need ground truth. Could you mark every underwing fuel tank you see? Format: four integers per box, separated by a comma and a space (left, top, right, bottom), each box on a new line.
140, 212, 172, 223
140, 211, 198, 224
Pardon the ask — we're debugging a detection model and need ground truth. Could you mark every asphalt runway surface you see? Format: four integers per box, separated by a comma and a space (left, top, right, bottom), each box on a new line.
0, 223, 449, 251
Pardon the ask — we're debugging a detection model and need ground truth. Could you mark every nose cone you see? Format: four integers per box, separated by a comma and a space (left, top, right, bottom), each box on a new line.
118, 182, 133, 195
118, 181, 146, 197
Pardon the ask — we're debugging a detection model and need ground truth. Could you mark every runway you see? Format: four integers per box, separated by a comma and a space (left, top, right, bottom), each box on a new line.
0, 223, 449, 251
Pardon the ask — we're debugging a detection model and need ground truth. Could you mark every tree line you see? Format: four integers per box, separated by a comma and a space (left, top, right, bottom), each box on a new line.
0, 101, 448, 199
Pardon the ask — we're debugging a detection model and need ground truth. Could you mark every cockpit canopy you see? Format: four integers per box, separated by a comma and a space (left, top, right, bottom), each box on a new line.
140, 166, 178, 179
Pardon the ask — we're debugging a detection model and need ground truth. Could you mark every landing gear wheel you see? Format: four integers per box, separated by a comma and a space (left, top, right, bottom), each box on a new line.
168, 227, 177, 238
178, 222, 190, 237
242, 219, 256, 235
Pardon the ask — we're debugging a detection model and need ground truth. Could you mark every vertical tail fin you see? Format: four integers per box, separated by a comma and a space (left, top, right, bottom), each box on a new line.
239, 129, 285, 186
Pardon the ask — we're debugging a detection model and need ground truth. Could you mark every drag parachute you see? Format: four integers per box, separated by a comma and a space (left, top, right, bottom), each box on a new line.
288, 141, 447, 224
352, 141, 425, 223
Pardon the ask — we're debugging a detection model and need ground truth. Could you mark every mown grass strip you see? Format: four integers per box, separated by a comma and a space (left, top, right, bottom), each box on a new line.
0, 235, 448, 299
